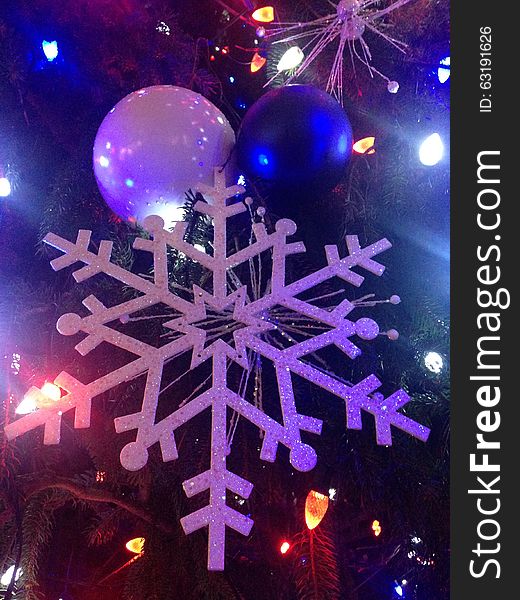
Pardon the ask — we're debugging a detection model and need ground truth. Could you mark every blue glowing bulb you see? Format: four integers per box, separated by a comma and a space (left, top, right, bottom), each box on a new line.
42, 40, 59, 62
419, 133, 443, 166
0, 177, 11, 197
437, 56, 450, 83
394, 584, 404, 597
229, 76, 235, 83
258, 154, 269, 167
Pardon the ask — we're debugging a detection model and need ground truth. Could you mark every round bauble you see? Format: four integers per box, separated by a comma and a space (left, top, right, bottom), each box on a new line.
236, 85, 352, 192
93, 85, 235, 228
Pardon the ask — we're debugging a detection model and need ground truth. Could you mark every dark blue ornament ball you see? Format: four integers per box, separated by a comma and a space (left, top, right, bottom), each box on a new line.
236, 85, 352, 191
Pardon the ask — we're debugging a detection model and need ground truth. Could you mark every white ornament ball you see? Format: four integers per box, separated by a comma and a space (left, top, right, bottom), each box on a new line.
389, 295, 401, 305
387, 329, 399, 341
93, 85, 236, 229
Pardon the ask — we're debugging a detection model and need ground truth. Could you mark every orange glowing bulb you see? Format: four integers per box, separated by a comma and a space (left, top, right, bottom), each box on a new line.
250, 52, 267, 73
125, 537, 145, 554
353, 136, 376, 155
305, 490, 329, 530
280, 541, 291, 554
372, 519, 382, 537
252, 6, 275, 23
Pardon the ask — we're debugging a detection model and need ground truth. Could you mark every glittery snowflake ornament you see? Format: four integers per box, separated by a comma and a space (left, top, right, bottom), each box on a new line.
5, 169, 430, 570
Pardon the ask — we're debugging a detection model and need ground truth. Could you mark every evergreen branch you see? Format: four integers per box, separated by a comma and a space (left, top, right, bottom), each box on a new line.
18, 476, 175, 535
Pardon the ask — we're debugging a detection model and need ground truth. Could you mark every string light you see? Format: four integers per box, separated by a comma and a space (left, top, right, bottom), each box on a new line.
125, 537, 145, 554
1, 566, 22, 587
40, 382, 61, 402
438, 56, 450, 83
15, 382, 61, 414
277, 46, 304, 71
419, 133, 444, 166
0, 177, 11, 197
424, 351, 443, 374
305, 490, 329, 530
394, 582, 404, 597
372, 519, 382, 537
279, 541, 291, 554
15, 392, 38, 415
251, 6, 275, 23
251, 52, 267, 73
328, 488, 337, 501
352, 136, 375, 155
42, 40, 59, 62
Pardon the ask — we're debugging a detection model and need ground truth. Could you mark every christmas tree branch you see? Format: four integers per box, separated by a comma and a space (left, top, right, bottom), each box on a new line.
17, 476, 175, 535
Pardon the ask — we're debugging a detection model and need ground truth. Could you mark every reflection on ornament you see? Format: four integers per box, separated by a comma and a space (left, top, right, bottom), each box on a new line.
266, 0, 412, 102
251, 52, 267, 73
353, 136, 375, 155
372, 519, 382, 536
42, 40, 59, 62
0, 177, 11, 197
277, 46, 305, 71
125, 537, 145, 554
419, 133, 444, 166
305, 490, 329, 530
252, 6, 275, 23
280, 541, 291, 554
424, 351, 443, 374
